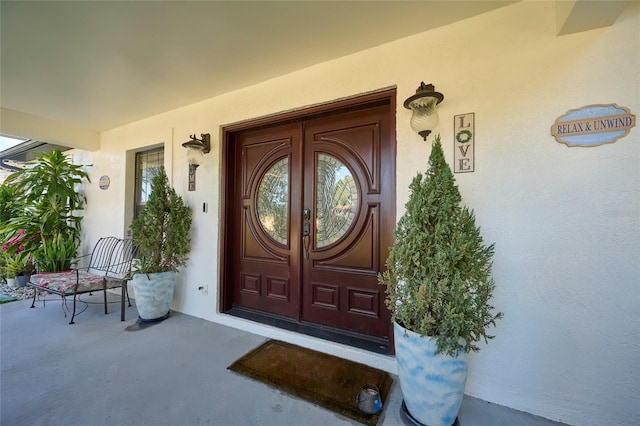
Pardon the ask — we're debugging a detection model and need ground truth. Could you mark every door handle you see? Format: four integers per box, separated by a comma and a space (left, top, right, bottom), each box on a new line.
302, 209, 311, 259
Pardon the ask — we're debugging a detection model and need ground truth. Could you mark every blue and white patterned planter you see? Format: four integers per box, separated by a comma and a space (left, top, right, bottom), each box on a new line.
394, 322, 468, 426
132, 271, 176, 321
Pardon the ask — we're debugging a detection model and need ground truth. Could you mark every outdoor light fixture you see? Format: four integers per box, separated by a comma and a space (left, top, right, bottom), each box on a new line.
403, 82, 444, 140
182, 133, 210, 167
182, 133, 210, 191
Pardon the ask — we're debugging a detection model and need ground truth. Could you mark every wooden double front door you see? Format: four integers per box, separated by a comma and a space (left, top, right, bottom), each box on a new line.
223, 97, 395, 344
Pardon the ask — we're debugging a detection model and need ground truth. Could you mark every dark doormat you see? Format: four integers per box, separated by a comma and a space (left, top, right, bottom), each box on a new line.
228, 340, 393, 425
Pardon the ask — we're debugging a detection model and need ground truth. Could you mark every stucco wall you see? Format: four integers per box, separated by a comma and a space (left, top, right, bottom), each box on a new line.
79, 1, 639, 425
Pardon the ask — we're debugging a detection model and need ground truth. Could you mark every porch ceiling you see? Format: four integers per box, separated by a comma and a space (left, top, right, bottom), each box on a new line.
0, 0, 628, 150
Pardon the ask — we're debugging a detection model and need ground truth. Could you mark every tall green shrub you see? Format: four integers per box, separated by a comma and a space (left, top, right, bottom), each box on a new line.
379, 135, 502, 356
129, 168, 192, 274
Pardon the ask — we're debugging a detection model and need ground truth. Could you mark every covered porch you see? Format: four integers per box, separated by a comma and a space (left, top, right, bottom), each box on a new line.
0, 296, 566, 426
2, 1, 638, 425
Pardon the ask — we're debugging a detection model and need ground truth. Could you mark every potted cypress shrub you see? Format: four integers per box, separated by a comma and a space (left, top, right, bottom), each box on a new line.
378, 135, 502, 426
129, 167, 192, 322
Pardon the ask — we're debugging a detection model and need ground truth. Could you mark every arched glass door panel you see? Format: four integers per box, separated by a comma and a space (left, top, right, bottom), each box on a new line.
315, 153, 358, 248
257, 157, 289, 245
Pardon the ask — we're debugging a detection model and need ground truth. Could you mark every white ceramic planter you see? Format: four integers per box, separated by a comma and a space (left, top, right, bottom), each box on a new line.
6, 277, 16, 288
132, 271, 176, 321
394, 321, 468, 426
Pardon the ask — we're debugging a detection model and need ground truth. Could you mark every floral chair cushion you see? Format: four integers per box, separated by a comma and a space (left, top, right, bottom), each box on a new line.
30, 270, 123, 295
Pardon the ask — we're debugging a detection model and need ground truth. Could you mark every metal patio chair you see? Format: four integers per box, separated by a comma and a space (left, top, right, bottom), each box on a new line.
27, 237, 136, 324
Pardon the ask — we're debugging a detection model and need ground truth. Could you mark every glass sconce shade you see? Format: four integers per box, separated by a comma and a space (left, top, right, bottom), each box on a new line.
186, 147, 204, 166
408, 97, 440, 140
182, 133, 210, 166
404, 82, 444, 140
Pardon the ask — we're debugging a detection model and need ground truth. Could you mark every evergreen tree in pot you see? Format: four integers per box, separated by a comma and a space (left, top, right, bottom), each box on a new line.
129, 167, 192, 322
378, 135, 502, 426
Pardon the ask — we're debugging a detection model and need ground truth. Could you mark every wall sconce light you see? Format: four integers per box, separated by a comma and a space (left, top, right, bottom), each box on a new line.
182, 133, 210, 191
403, 82, 444, 140
182, 133, 210, 166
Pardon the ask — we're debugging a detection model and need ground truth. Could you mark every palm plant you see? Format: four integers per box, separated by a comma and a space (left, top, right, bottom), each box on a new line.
1, 150, 89, 271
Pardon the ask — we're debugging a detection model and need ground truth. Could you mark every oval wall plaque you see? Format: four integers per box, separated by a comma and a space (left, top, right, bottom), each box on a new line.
99, 175, 110, 190
551, 104, 635, 147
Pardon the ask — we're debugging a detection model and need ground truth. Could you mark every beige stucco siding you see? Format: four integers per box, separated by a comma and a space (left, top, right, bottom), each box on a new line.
74, 2, 639, 425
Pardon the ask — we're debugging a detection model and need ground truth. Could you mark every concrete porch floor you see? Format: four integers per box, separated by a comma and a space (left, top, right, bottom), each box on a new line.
1, 295, 568, 426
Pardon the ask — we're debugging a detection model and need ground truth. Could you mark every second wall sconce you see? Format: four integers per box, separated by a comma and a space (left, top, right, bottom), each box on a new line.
182, 133, 210, 191
404, 82, 444, 140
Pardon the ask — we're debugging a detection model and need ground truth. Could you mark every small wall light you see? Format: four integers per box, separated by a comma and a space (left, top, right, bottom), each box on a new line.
403, 82, 444, 140
182, 133, 210, 166
182, 133, 210, 191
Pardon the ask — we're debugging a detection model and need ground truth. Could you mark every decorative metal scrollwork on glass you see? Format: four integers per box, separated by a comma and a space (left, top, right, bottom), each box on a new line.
315, 153, 358, 248
257, 158, 289, 245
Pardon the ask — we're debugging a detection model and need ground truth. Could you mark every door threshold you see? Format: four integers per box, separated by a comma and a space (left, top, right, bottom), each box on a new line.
227, 307, 389, 355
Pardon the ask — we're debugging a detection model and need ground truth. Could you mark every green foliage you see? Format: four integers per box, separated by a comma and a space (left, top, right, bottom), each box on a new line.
36, 234, 78, 272
1, 150, 88, 271
379, 135, 502, 356
0, 184, 23, 224
1, 251, 35, 277
129, 168, 192, 274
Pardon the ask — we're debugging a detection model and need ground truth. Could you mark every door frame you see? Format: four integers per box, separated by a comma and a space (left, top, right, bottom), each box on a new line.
219, 88, 397, 341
